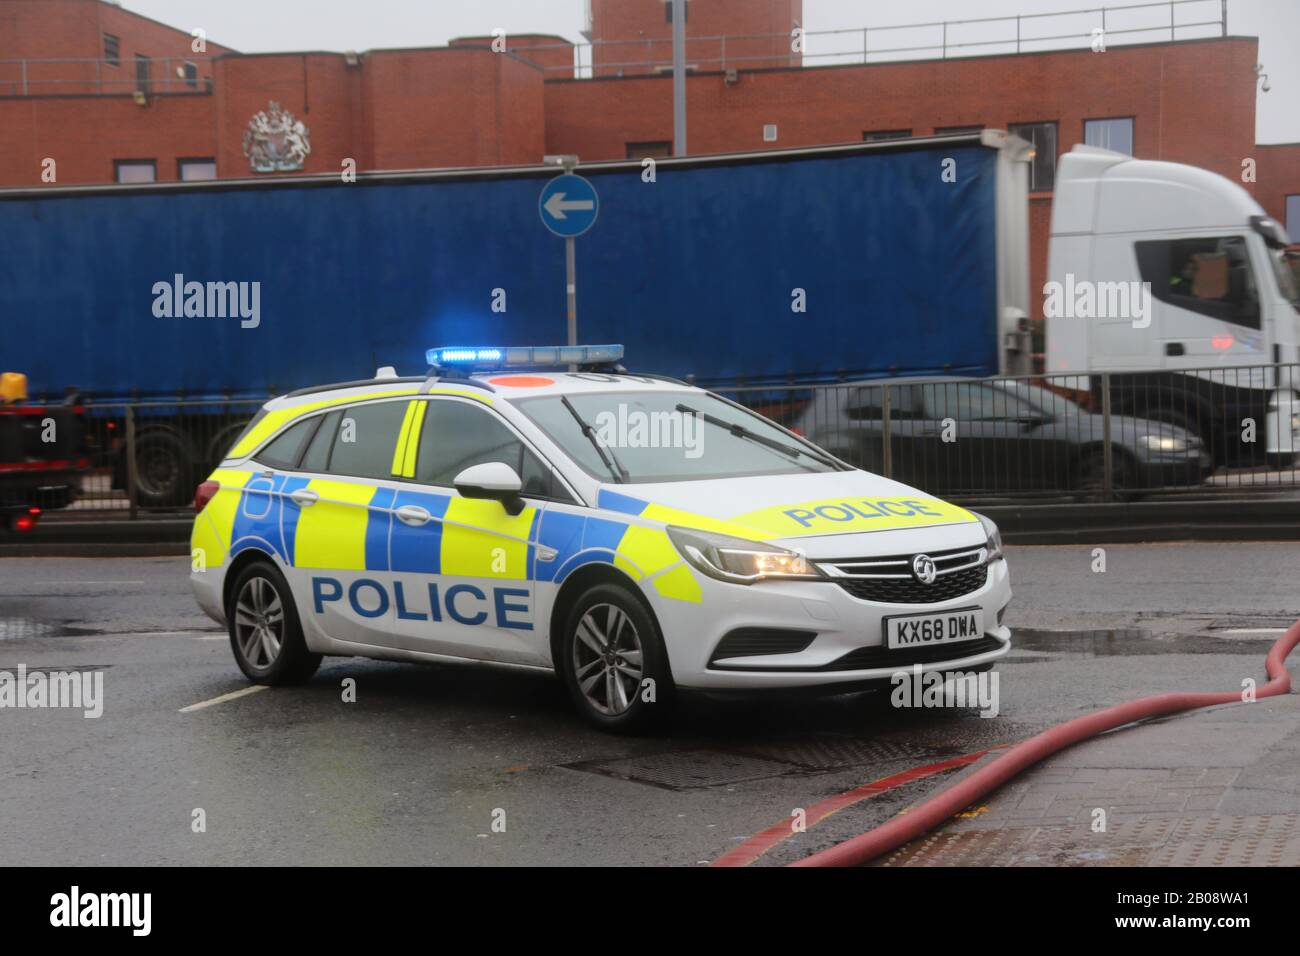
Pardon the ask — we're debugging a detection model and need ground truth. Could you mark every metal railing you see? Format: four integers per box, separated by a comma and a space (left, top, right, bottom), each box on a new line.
29, 397, 266, 518
515, 0, 1227, 77
16, 361, 1299, 523
717, 362, 1300, 504
0, 56, 215, 97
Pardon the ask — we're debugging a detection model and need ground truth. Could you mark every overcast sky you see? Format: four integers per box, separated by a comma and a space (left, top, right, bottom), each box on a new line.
120, 0, 1299, 143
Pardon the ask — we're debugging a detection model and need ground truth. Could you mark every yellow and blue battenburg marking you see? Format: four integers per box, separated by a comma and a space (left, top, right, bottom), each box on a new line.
195, 464, 978, 614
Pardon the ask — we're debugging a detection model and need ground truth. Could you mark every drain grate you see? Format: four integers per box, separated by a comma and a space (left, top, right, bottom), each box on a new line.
728, 737, 946, 771
567, 749, 797, 790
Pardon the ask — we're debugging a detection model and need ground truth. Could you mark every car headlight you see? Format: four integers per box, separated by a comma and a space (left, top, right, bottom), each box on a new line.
972, 512, 1004, 564
1140, 434, 1189, 453
666, 526, 824, 584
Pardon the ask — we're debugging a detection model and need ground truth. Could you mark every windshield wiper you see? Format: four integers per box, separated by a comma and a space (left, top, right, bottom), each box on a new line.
674, 402, 843, 470
561, 396, 629, 483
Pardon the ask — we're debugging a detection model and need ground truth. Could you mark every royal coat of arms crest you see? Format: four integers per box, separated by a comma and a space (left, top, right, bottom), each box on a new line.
242, 101, 312, 173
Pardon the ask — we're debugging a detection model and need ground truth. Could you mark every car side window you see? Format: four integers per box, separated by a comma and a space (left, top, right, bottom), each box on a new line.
414, 400, 566, 500
325, 401, 410, 480
845, 385, 915, 421
253, 417, 319, 470
1135, 236, 1260, 329
922, 383, 1034, 422
299, 411, 340, 473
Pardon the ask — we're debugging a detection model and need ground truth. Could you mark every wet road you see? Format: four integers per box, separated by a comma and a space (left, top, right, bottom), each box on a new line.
1, 543, 1297, 866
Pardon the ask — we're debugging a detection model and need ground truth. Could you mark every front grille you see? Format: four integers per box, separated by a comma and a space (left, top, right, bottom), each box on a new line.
835, 565, 989, 604
822, 635, 1005, 671
710, 627, 816, 664
820, 544, 990, 605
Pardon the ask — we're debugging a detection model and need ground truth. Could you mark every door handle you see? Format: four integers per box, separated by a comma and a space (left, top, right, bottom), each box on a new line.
1165, 342, 1185, 356
395, 504, 432, 526
289, 489, 319, 507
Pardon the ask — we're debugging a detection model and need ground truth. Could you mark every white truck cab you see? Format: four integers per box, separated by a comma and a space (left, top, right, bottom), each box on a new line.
1047, 145, 1300, 462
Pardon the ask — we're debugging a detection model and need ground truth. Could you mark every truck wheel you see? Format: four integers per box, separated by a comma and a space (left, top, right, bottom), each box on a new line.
558, 583, 673, 733
226, 559, 321, 685
207, 420, 251, 466
132, 429, 193, 508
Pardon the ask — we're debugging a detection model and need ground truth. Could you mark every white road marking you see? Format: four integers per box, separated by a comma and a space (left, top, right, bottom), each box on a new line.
179, 684, 268, 713
1215, 627, 1286, 635
0, 581, 148, 587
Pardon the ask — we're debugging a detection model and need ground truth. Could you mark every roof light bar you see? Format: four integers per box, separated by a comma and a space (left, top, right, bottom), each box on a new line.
426, 344, 624, 368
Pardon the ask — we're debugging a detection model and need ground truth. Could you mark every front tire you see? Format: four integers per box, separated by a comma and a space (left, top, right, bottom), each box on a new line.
559, 583, 673, 733
227, 560, 321, 685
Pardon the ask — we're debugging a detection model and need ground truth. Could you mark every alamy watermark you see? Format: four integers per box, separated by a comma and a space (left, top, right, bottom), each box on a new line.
594, 405, 703, 459
0, 664, 103, 718
50, 886, 150, 936
152, 273, 261, 328
891, 664, 1000, 718
1044, 273, 1152, 329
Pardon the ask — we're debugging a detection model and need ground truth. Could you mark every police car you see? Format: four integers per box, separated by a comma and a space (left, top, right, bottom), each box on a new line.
190, 345, 1011, 731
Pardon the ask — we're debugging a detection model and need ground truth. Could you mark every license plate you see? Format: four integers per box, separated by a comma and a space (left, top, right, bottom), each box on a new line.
884, 607, 985, 650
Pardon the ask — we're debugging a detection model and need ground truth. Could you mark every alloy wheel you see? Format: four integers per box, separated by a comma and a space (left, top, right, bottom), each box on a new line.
572, 603, 645, 716
234, 576, 285, 670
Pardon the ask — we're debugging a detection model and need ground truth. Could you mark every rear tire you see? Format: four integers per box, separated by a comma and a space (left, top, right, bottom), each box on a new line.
226, 559, 321, 685
558, 583, 674, 733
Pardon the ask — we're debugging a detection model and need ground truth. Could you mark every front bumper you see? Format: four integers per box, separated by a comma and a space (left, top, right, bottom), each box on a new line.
650, 555, 1012, 690
1132, 453, 1213, 488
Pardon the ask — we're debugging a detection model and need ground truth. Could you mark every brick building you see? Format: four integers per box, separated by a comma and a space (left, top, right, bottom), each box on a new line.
2, 0, 1298, 322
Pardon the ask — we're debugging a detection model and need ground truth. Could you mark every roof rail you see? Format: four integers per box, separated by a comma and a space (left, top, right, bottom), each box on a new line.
422, 369, 497, 393
591, 369, 689, 386
285, 375, 427, 398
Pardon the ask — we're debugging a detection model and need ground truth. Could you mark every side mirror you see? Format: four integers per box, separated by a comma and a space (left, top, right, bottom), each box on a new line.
453, 461, 525, 516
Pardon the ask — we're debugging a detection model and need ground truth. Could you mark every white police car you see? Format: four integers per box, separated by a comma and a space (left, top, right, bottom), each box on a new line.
191, 345, 1011, 731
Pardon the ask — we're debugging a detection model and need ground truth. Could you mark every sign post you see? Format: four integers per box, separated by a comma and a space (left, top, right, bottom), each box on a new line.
539, 171, 599, 346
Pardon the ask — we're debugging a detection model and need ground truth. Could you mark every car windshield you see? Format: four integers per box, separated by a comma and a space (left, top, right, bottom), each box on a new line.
1272, 249, 1300, 307
514, 390, 837, 483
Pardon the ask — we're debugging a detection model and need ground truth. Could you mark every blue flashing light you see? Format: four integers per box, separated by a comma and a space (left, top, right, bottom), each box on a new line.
427, 344, 624, 369
427, 347, 504, 366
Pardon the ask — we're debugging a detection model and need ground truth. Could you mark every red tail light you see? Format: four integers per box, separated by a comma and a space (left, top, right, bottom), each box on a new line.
14, 508, 39, 533
195, 480, 220, 514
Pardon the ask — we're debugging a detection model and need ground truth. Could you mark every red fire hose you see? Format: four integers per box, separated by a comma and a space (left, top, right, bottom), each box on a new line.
789, 619, 1300, 867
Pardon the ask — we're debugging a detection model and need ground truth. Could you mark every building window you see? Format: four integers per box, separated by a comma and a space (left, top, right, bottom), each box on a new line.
1009, 121, 1058, 192
935, 125, 983, 135
103, 34, 120, 66
863, 129, 911, 142
135, 55, 151, 95
183, 61, 199, 88
114, 160, 156, 184
1286, 195, 1300, 243
1084, 117, 1134, 155
664, 0, 688, 24
178, 158, 217, 181
626, 142, 672, 160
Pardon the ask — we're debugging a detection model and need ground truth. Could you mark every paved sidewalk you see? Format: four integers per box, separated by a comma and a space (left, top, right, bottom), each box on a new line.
874, 693, 1300, 866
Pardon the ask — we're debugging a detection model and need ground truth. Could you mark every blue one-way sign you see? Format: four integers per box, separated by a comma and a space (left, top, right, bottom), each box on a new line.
539, 174, 599, 238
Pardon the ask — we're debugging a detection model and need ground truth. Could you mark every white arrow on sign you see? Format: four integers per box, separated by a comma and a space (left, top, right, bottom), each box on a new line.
543, 191, 595, 221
